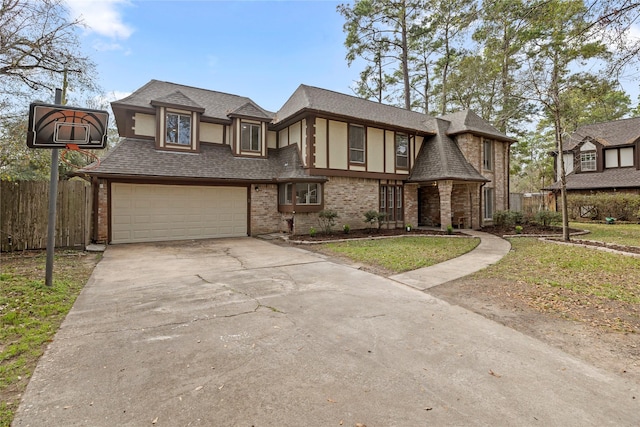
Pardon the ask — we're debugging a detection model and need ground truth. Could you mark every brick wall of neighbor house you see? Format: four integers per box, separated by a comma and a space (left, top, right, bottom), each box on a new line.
97, 179, 108, 243
250, 184, 283, 235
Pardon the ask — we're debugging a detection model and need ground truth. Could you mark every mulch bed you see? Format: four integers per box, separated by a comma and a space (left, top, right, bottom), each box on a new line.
291, 227, 463, 242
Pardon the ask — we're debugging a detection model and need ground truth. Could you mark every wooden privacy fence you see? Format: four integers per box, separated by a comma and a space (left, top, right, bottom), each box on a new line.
0, 180, 92, 252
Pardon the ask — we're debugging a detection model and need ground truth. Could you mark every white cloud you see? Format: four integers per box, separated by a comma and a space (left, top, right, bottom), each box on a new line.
66, 0, 134, 40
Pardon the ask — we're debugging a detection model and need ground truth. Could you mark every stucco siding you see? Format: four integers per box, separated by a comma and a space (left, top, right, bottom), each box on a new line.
385, 130, 395, 173
367, 127, 385, 172
133, 113, 155, 137
315, 118, 327, 168
328, 120, 348, 170
200, 122, 224, 144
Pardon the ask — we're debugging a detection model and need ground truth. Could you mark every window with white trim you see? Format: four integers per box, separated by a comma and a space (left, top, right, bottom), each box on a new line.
580, 152, 596, 171
349, 124, 365, 164
241, 122, 261, 151
166, 112, 191, 145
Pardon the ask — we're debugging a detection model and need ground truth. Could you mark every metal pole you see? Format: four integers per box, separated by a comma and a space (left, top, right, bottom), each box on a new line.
44, 89, 62, 287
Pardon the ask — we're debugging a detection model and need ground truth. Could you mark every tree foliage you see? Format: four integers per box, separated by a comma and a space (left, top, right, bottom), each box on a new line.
0, 0, 104, 180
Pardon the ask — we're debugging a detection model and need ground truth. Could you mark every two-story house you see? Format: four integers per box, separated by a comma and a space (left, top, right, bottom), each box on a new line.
548, 117, 640, 202
83, 80, 514, 244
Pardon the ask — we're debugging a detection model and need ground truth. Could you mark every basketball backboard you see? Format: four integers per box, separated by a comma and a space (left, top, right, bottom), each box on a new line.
27, 103, 109, 149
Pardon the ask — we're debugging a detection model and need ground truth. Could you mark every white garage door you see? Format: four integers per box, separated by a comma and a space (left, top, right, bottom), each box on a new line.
111, 183, 247, 244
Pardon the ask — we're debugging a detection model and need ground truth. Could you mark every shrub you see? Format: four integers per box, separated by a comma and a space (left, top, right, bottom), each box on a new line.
493, 210, 523, 227
567, 193, 640, 222
343, 224, 350, 234
363, 210, 386, 231
317, 210, 339, 234
533, 210, 562, 226
446, 225, 454, 235
515, 225, 523, 234
309, 227, 316, 237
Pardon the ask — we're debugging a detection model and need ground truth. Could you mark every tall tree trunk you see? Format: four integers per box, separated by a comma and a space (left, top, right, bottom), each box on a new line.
400, 2, 411, 110
551, 51, 570, 241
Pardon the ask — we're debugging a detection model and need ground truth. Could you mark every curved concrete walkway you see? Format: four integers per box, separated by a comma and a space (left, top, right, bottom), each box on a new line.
390, 230, 511, 290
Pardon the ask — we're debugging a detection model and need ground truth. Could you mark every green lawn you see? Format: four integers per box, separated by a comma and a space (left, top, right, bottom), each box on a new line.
475, 238, 640, 304
571, 221, 640, 247
0, 251, 100, 427
322, 236, 480, 274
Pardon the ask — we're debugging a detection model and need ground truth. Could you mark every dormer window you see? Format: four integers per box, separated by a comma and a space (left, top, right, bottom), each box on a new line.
166, 112, 191, 145
241, 122, 261, 151
580, 152, 596, 171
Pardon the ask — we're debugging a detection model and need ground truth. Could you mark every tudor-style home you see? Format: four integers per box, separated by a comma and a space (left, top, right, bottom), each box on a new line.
548, 117, 640, 201
83, 80, 514, 244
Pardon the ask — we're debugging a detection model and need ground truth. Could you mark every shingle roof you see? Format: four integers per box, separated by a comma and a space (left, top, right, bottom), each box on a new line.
228, 102, 272, 121
408, 118, 489, 183
81, 138, 324, 182
112, 80, 274, 122
150, 90, 204, 112
440, 110, 516, 142
564, 117, 640, 151
274, 84, 437, 134
546, 168, 640, 190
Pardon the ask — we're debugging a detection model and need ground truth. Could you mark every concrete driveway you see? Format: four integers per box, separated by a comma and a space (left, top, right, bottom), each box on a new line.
13, 238, 639, 426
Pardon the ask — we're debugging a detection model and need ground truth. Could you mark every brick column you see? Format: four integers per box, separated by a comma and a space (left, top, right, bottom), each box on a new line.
470, 183, 480, 229
96, 179, 108, 243
438, 180, 453, 230
404, 183, 418, 227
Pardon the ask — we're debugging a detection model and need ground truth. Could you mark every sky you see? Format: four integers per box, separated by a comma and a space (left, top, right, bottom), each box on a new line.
65, 0, 360, 112
64, 0, 640, 115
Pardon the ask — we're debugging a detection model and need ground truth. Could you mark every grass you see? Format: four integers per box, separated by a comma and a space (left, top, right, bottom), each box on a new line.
571, 221, 640, 247
322, 236, 480, 274
0, 250, 100, 427
473, 237, 640, 331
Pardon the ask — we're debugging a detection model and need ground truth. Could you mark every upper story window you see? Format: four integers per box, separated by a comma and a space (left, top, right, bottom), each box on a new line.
605, 147, 634, 168
166, 112, 191, 145
483, 139, 493, 170
396, 133, 409, 169
241, 122, 261, 151
580, 151, 596, 171
349, 124, 365, 164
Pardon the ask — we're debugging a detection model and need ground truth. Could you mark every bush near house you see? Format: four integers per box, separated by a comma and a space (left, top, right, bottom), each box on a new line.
567, 193, 640, 222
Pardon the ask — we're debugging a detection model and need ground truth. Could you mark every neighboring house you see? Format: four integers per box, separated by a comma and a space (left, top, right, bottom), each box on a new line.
82, 80, 514, 244
547, 117, 640, 203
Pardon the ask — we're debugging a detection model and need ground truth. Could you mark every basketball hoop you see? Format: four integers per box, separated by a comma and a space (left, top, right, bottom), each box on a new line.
60, 143, 101, 170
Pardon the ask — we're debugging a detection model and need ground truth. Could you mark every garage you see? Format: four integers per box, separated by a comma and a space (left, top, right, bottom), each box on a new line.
111, 183, 247, 244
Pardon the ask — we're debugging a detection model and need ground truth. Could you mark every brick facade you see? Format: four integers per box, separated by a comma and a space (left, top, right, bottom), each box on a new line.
96, 179, 108, 243
250, 184, 284, 235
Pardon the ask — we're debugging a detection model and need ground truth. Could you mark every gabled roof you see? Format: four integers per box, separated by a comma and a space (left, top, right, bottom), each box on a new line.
440, 110, 516, 143
112, 80, 274, 122
546, 168, 640, 190
408, 118, 489, 183
564, 116, 640, 151
81, 138, 323, 182
274, 84, 437, 134
150, 90, 205, 113
228, 102, 272, 121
